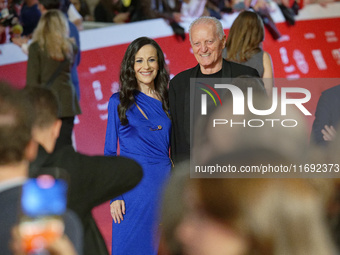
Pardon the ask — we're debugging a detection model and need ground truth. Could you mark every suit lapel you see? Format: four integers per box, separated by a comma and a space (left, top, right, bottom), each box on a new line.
184, 64, 200, 145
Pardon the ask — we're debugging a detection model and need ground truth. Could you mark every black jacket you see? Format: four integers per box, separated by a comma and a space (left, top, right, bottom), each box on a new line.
169, 59, 259, 164
30, 145, 143, 255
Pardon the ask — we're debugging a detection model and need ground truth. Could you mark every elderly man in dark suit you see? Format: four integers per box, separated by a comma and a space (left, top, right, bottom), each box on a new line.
25, 87, 143, 255
169, 16, 260, 164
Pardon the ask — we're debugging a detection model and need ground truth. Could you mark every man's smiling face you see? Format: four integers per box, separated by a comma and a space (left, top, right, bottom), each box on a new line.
190, 22, 226, 73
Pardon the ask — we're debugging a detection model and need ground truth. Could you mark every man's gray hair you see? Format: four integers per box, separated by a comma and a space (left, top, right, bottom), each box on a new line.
189, 16, 225, 43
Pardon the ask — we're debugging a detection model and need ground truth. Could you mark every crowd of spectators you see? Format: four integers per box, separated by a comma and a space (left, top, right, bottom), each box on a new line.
1, 0, 339, 45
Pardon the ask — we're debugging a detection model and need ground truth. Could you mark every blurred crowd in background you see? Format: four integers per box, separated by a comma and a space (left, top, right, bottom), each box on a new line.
1, 0, 339, 46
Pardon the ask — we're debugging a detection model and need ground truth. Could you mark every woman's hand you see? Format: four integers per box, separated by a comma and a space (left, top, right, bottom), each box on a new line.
110, 200, 125, 224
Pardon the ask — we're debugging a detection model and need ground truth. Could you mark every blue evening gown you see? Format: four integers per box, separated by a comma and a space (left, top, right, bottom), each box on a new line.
104, 91, 172, 255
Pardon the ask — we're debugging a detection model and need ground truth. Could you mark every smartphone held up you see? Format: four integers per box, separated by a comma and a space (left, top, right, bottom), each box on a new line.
19, 173, 68, 254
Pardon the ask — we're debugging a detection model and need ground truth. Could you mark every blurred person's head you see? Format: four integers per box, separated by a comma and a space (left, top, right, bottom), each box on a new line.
226, 10, 264, 63
320, 123, 340, 223
315, 122, 340, 252
31, 9, 73, 61
189, 16, 226, 74
0, 81, 36, 173
0, 0, 7, 10
323, 122, 340, 164
22, 87, 62, 153
118, 36, 169, 125
173, 149, 336, 255
160, 162, 190, 255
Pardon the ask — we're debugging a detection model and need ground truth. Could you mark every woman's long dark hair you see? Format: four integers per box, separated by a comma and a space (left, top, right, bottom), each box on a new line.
118, 36, 170, 125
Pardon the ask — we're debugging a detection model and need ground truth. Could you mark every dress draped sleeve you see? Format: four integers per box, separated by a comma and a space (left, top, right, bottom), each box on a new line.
104, 93, 120, 156
104, 93, 124, 202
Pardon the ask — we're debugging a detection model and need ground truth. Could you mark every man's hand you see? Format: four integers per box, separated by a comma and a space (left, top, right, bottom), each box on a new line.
322, 125, 337, 141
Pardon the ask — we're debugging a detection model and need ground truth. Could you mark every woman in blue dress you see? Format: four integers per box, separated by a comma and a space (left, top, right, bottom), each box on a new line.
104, 37, 172, 255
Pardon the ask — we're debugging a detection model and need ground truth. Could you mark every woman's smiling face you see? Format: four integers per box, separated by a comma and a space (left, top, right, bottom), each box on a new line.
134, 44, 159, 88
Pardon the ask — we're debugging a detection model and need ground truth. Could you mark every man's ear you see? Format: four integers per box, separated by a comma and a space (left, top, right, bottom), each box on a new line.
222, 34, 227, 48
24, 139, 38, 162
52, 119, 62, 140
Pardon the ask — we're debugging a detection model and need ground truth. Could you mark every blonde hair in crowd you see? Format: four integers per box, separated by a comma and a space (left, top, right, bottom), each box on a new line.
32, 9, 74, 61
226, 10, 264, 62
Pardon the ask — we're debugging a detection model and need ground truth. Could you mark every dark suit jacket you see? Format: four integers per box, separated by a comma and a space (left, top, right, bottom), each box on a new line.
0, 185, 83, 255
311, 84, 340, 146
169, 59, 259, 164
29, 145, 143, 255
